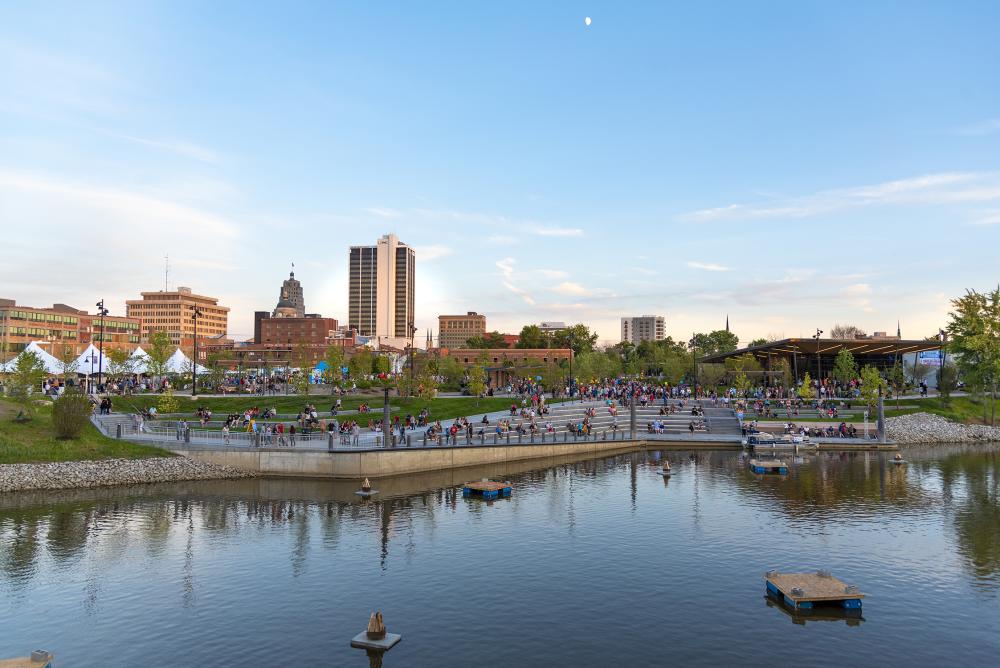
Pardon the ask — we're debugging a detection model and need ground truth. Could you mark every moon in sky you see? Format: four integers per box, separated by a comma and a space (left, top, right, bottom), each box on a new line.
585, 16, 592, 26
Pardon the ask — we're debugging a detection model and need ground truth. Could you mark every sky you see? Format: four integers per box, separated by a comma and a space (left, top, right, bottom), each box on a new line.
2, 1, 999, 346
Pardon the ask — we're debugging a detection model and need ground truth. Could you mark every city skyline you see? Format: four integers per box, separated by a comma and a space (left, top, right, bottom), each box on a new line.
3, 2, 999, 343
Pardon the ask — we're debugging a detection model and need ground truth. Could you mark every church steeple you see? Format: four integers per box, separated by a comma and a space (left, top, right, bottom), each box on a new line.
725, 314, 730, 333
426, 329, 433, 350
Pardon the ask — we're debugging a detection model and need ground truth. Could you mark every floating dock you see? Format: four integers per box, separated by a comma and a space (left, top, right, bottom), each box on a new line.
462, 480, 512, 500
0, 652, 54, 668
764, 571, 864, 610
748, 458, 788, 474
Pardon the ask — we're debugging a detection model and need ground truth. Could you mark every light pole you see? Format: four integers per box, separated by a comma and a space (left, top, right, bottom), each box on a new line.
938, 329, 948, 392
566, 332, 575, 399
408, 321, 416, 397
689, 334, 698, 396
191, 307, 203, 397
95, 300, 109, 393
812, 328, 823, 399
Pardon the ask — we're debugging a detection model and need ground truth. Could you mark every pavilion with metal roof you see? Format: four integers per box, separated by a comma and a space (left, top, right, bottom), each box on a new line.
698, 337, 943, 383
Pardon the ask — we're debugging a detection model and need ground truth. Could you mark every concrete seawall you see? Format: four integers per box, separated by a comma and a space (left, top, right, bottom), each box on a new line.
168, 439, 680, 479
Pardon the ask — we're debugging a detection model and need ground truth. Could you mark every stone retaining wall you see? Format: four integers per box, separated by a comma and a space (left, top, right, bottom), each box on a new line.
0, 457, 254, 493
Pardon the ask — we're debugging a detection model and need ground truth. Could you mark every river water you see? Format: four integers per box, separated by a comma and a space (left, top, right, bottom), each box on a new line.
1, 446, 998, 667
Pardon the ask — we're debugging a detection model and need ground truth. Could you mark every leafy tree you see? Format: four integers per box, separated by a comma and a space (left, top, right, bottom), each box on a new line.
906, 360, 933, 385
348, 347, 374, 380
416, 365, 437, 400
698, 363, 726, 391
322, 345, 346, 395
660, 354, 688, 385
946, 287, 1000, 426
798, 372, 815, 400
859, 364, 887, 412
749, 338, 769, 347
551, 324, 599, 355
831, 324, 867, 340
104, 348, 130, 384
146, 331, 173, 379
886, 361, 905, 410
52, 388, 93, 439
55, 348, 80, 389
939, 365, 958, 404
774, 358, 793, 389
515, 325, 548, 349
467, 352, 488, 403
726, 353, 758, 396
466, 331, 509, 349
831, 349, 858, 386
436, 355, 466, 390
6, 351, 48, 419
690, 330, 739, 357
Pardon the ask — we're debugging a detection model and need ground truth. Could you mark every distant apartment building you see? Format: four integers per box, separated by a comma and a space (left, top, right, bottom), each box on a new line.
438, 312, 486, 349
0, 298, 139, 360
621, 315, 666, 345
126, 287, 229, 348
348, 233, 415, 341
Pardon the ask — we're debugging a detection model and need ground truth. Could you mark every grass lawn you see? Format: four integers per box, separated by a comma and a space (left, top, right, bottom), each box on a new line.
882, 396, 1000, 425
115, 394, 543, 421
0, 400, 172, 464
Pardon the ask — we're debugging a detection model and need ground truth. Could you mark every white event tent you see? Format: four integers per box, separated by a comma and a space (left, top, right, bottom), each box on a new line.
0, 341, 64, 374
129, 346, 151, 374
164, 348, 207, 375
73, 343, 110, 376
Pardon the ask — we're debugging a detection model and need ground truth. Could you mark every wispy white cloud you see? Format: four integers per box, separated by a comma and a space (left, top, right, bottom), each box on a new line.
532, 226, 584, 237
969, 209, 1000, 226
487, 234, 519, 245
550, 282, 589, 296
533, 269, 569, 279
415, 244, 453, 261
100, 130, 220, 163
496, 257, 535, 305
365, 207, 403, 218
954, 119, 1000, 136
686, 261, 731, 272
0, 169, 239, 239
679, 172, 1000, 223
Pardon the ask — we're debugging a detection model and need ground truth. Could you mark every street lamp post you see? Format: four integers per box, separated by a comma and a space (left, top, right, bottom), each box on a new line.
566, 332, 575, 399
191, 307, 203, 397
408, 321, 416, 397
95, 300, 109, 393
938, 329, 949, 392
689, 334, 698, 397
812, 328, 823, 400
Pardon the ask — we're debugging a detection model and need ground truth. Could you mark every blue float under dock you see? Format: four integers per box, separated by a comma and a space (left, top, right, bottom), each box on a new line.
749, 458, 788, 475
765, 571, 864, 610
462, 480, 512, 500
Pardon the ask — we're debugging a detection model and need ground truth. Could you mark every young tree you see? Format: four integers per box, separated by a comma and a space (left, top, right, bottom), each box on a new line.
886, 361, 906, 410
55, 348, 80, 390
436, 355, 465, 390
938, 365, 958, 404
6, 351, 48, 419
946, 287, 1000, 426
348, 347, 374, 380
322, 345, 346, 395
798, 372, 815, 401
157, 388, 179, 415
698, 363, 727, 392
859, 365, 887, 413
467, 352, 489, 403
146, 331, 173, 379
831, 349, 858, 389
104, 348, 130, 386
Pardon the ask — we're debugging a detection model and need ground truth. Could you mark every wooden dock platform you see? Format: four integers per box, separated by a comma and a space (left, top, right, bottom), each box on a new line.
748, 458, 788, 474
0, 654, 54, 668
462, 480, 512, 500
765, 571, 864, 610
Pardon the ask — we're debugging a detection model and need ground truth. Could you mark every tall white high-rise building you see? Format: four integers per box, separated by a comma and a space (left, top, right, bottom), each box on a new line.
621, 315, 666, 345
348, 233, 415, 341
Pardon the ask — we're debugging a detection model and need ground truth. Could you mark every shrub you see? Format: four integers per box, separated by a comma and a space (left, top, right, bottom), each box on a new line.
52, 390, 94, 439
157, 389, 180, 415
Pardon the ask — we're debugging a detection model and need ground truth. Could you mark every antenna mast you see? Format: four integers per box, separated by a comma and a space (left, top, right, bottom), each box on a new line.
164, 254, 169, 291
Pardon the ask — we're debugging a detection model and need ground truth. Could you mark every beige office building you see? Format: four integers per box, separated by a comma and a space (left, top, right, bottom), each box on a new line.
621, 315, 666, 345
438, 312, 486, 349
126, 287, 229, 348
348, 233, 415, 341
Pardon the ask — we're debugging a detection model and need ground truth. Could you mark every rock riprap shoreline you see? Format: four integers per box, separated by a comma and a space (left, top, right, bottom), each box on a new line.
886, 412, 1000, 444
0, 457, 254, 493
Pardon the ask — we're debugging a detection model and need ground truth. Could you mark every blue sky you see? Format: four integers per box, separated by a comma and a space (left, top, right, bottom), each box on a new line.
2, 1, 999, 344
